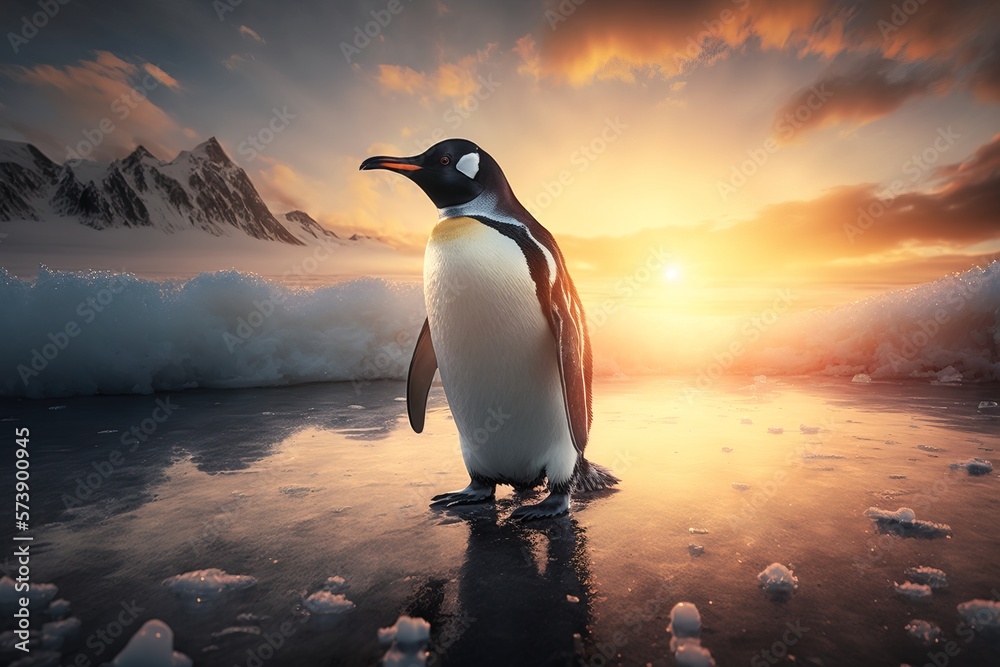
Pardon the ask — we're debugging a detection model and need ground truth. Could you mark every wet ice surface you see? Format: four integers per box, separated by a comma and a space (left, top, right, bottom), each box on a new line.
1, 377, 999, 666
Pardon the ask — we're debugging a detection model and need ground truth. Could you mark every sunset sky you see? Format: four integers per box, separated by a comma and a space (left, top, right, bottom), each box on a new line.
1, 0, 998, 309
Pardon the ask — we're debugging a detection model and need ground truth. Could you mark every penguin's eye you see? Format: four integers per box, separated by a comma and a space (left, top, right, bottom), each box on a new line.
439, 156, 451, 166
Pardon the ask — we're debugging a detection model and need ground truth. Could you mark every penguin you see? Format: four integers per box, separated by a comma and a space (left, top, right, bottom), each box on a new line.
361, 138, 618, 520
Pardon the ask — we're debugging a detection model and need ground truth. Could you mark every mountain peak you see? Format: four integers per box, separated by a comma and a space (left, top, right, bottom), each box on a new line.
128, 145, 157, 161
191, 136, 231, 164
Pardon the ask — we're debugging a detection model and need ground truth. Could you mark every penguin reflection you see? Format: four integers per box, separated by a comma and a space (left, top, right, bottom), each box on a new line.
407, 506, 593, 666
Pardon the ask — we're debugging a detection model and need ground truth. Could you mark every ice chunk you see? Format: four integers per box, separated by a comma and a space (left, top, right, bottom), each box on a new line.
210, 626, 261, 638
950, 458, 993, 475
864, 507, 953, 539
161, 568, 256, 599
852, 373, 872, 383
688, 527, 709, 534
799, 424, 820, 434
46, 598, 71, 619
905, 619, 942, 645
867, 507, 915, 523
758, 563, 798, 596
675, 641, 717, 667
10, 651, 61, 667
41, 617, 81, 650
324, 575, 348, 591
957, 599, 1000, 631
0, 576, 57, 610
904, 567, 948, 591
767, 427, 784, 435
668, 603, 715, 665
740, 418, 753, 425
895, 582, 932, 600
303, 591, 355, 614
721, 447, 733, 453
111, 619, 192, 667
935, 366, 962, 383
732, 483, 750, 491
979, 401, 998, 409
668, 602, 702, 647
378, 615, 431, 667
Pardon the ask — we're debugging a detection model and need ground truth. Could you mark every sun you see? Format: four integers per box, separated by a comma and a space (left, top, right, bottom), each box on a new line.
662, 263, 684, 283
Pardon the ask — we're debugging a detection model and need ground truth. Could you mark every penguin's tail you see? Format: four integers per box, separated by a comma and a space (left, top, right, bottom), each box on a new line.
573, 457, 621, 493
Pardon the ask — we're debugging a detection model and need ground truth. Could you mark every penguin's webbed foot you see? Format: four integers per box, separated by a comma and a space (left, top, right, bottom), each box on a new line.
510, 491, 570, 521
430, 479, 495, 507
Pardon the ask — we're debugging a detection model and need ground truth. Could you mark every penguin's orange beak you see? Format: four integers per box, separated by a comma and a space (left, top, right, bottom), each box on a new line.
359, 155, 422, 173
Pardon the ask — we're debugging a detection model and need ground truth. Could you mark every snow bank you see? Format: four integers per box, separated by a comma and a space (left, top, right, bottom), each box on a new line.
757, 563, 798, 596
161, 568, 256, 599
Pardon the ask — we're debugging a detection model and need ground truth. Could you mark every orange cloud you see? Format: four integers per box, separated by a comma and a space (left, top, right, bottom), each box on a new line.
239, 25, 266, 43
2, 51, 189, 160
375, 46, 497, 101
529, 0, 1000, 88
142, 63, 181, 90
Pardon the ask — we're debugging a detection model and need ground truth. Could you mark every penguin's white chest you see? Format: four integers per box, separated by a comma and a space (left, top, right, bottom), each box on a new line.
423, 216, 576, 484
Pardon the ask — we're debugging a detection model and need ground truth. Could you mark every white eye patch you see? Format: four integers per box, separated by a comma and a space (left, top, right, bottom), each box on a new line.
455, 151, 480, 179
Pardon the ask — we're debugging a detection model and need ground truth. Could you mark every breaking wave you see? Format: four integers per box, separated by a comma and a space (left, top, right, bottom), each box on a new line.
1, 261, 997, 398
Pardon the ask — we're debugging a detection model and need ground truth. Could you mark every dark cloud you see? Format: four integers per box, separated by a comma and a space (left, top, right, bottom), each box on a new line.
771, 56, 949, 140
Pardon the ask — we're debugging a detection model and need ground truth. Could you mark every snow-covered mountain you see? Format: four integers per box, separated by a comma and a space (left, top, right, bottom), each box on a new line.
0, 138, 360, 247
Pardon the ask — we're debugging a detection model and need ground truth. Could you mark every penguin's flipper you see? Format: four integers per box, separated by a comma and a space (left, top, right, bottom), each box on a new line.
552, 303, 589, 454
406, 319, 438, 433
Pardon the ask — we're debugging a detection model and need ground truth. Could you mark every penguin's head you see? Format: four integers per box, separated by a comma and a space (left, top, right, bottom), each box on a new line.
360, 138, 491, 209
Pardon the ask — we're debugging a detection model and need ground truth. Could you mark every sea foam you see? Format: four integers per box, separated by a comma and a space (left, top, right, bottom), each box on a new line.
2, 260, 998, 397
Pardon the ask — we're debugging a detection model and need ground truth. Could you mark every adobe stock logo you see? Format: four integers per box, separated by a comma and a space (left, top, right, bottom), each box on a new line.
7, 0, 71, 54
